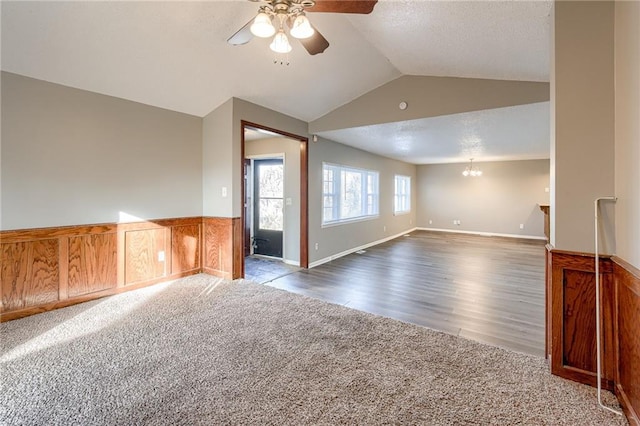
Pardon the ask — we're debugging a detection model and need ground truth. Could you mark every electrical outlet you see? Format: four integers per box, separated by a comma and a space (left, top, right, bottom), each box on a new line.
545, 187, 550, 193
383, 226, 387, 232
429, 220, 432, 225
158, 251, 165, 262
519, 224, 525, 230
221, 187, 228, 197
314, 243, 319, 250
453, 220, 456, 225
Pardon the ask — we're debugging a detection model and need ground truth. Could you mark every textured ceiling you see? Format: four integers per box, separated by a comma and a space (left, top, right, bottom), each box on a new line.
348, 0, 551, 82
316, 102, 550, 164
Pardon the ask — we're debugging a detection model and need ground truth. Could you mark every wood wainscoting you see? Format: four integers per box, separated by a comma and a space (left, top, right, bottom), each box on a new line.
612, 256, 640, 424
547, 246, 640, 424
1, 216, 242, 322
547, 247, 616, 389
202, 217, 242, 280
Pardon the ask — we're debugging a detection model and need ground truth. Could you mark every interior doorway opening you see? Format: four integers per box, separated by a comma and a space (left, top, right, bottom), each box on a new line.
241, 121, 308, 281
246, 157, 284, 259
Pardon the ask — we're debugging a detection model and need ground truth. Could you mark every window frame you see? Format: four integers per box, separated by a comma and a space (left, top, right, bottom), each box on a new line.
322, 162, 380, 227
394, 174, 411, 215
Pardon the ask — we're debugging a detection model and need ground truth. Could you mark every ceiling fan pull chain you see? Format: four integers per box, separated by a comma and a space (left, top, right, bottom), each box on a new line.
273, 53, 290, 66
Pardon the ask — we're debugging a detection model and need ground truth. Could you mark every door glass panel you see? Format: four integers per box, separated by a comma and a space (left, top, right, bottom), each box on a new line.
258, 162, 284, 231
259, 164, 283, 198
259, 199, 283, 231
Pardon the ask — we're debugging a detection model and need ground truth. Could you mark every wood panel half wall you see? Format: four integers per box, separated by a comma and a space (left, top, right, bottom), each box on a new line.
202, 217, 242, 280
547, 246, 640, 424
612, 256, 640, 424
1, 217, 242, 321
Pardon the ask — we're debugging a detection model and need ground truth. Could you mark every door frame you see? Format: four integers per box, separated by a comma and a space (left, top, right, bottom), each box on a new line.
240, 120, 309, 277
246, 154, 286, 258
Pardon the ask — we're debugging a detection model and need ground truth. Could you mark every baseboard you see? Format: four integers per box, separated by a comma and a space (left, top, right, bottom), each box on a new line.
416, 227, 547, 241
282, 259, 300, 267
309, 228, 417, 269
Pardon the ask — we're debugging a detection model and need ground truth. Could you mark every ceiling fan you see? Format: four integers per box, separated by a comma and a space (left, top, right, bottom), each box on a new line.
227, 0, 378, 56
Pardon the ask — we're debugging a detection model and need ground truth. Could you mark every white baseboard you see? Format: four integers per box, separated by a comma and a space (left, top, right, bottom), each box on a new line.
416, 227, 547, 241
309, 227, 418, 269
282, 259, 300, 267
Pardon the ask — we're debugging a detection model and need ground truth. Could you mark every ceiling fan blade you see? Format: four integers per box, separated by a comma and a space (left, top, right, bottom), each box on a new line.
227, 17, 255, 46
299, 26, 329, 55
307, 0, 378, 14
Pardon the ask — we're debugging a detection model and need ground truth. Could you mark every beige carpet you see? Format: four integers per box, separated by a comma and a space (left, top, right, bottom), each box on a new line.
0, 274, 627, 425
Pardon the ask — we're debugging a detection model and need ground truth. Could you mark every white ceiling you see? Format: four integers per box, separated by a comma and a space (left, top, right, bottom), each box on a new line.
1, 0, 552, 164
317, 101, 550, 164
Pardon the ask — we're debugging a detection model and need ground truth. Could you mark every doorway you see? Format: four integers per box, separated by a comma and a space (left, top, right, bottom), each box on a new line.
251, 158, 284, 258
241, 121, 308, 280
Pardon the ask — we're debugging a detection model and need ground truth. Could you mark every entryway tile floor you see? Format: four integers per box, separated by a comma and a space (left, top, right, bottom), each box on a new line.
244, 256, 301, 284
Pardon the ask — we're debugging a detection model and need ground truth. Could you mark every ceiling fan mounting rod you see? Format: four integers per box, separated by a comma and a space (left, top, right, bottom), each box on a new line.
262, 0, 315, 17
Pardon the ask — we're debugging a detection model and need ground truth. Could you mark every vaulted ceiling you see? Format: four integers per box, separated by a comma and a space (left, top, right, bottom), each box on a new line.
1, 0, 553, 164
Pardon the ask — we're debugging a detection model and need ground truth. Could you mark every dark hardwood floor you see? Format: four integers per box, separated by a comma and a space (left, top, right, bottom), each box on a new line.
267, 230, 546, 357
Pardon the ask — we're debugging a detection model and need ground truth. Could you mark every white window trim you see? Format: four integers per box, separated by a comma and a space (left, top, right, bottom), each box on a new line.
322, 162, 380, 226
394, 174, 411, 215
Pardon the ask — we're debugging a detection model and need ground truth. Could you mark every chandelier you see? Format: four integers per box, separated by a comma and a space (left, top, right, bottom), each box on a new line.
462, 158, 483, 177
250, 0, 316, 54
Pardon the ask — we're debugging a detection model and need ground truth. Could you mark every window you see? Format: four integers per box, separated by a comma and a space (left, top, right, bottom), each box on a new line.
323, 163, 379, 225
394, 175, 411, 214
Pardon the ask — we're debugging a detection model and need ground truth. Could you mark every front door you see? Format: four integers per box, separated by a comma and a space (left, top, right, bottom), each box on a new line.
253, 159, 284, 258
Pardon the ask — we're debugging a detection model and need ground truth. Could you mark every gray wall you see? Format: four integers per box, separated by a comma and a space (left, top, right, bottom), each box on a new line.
1, 72, 203, 230
309, 137, 417, 264
416, 160, 549, 238
309, 75, 549, 133
614, 0, 640, 269
203, 98, 233, 217
551, 2, 615, 253
245, 137, 301, 264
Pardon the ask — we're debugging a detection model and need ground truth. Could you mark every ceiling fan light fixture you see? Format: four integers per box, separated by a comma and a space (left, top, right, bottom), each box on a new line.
290, 14, 314, 39
251, 12, 276, 38
270, 29, 292, 53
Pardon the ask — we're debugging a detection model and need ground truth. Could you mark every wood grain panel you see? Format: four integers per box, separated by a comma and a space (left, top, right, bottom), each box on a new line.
545, 245, 552, 359
549, 249, 615, 389
232, 218, 243, 279
125, 228, 167, 285
203, 217, 233, 279
25, 239, 59, 307
563, 269, 596, 371
171, 224, 200, 275
613, 258, 640, 424
68, 233, 117, 297
1, 242, 30, 311
300, 137, 309, 269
